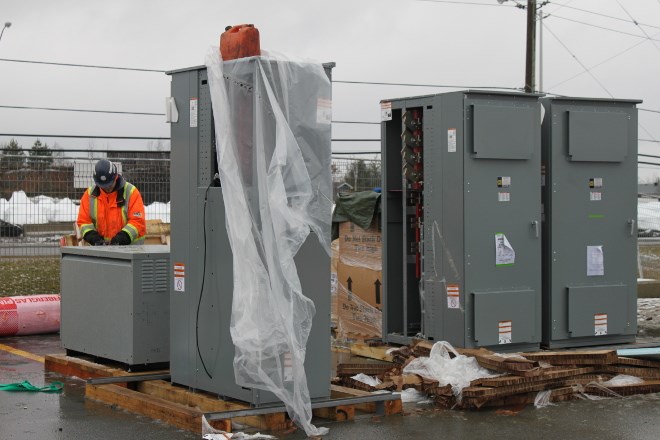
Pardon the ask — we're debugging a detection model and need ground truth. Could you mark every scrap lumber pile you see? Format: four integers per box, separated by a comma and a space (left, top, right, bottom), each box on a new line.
334, 340, 660, 410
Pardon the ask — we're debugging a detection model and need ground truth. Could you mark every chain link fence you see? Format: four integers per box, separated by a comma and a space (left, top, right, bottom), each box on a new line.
0, 150, 381, 296
0, 149, 170, 296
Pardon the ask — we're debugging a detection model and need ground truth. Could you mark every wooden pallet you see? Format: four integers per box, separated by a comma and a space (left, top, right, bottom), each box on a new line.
46, 353, 401, 434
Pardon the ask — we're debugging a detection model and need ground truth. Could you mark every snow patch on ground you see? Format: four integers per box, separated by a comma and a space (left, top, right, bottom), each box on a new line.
0, 191, 170, 226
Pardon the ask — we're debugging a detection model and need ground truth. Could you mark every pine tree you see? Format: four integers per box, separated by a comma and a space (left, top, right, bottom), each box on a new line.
28, 139, 54, 167
0, 139, 25, 170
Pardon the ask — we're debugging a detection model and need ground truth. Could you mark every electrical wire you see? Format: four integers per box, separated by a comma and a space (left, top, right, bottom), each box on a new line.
545, 30, 660, 91
333, 80, 522, 91
416, 0, 518, 7
0, 58, 165, 72
0, 133, 169, 140
615, 0, 660, 52
0, 104, 164, 116
548, 15, 660, 41
550, 1, 660, 30
543, 23, 614, 98
196, 178, 217, 380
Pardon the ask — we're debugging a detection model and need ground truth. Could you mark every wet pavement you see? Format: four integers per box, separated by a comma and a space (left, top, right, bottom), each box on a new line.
1, 334, 660, 440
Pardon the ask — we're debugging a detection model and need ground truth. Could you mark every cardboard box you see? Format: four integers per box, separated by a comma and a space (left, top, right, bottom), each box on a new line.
333, 279, 382, 340
336, 260, 382, 310
338, 219, 381, 271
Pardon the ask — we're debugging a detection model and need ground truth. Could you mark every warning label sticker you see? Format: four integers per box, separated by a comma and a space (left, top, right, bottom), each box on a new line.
174, 262, 185, 292
447, 284, 460, 309
497, 176, 511, 188
498, 192, 511, 202
589, 177, 603, 188
595, 313, 608, 336
448, 128, 457, 153
590, 191, 602, 201
499, 320, 512, 344
317, 98, 332, 125
380, 101, 392, 121
189, 98, 198, 128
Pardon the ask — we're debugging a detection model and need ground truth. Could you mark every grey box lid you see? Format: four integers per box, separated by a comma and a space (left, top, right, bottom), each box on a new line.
60, 245, 170, 260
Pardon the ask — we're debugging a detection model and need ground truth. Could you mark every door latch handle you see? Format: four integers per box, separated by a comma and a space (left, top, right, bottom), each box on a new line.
531, 220, 539, 238
628, 219, 635, 237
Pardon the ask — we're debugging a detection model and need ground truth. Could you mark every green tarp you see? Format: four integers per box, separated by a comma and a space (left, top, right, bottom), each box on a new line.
0, 380, 64, 393
331, 191, 381, 241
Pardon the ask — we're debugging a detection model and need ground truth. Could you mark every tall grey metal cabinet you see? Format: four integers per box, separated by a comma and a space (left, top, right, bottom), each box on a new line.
541, 97, 641, 348
381, 91, 542, 352
166, 59, 333, 405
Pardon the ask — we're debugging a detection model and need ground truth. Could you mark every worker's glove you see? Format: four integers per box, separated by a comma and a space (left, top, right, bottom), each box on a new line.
83, 230, 105, 246
110, 231, 132, 246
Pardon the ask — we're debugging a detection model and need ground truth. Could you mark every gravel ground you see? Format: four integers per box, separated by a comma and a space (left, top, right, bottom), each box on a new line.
638, 298, 660, 338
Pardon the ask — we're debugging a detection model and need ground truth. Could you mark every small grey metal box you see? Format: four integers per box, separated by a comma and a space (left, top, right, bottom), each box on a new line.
60, 245, 170, 366
541, 97, 641, 348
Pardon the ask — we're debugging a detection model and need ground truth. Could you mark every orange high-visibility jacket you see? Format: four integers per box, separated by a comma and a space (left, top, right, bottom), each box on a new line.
77, 181, 146, 244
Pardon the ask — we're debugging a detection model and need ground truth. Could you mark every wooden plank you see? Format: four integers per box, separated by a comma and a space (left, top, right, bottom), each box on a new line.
521, 350, 618, 365
616, 356, 660, 369
313, 405, 355, 421
136, 380, 289, 431
337, 362, 395, 377
478, 367, 596, 387
86, 383, 221, 433
45, 354, 167, 386
600, 365, 660, 380
330, 385, 402, 415
350, 343, 394, 362
585, 380, 660, 397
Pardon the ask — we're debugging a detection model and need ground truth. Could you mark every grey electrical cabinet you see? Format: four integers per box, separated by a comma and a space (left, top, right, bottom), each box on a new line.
382, 91, 542, 351
167, 60, 332, 405
60, 246, 170, 366
541, 97, 641, 348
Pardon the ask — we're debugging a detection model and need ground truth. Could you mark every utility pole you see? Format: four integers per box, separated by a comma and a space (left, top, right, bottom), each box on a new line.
525, 0, 536, 93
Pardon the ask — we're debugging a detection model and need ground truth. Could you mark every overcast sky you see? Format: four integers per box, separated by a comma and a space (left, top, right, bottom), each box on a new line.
1, 0, 660, 179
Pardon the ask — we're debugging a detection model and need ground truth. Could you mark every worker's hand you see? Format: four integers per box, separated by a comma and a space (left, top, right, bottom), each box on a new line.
83, 230, 105, 246
110, 231, 131, 246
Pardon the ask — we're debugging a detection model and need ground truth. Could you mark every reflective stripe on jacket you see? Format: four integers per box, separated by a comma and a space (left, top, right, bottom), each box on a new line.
77, 181, 146, 244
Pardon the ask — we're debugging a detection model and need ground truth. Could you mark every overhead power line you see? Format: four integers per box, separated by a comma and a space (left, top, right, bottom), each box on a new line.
334, 80, 522, 91
0, 133, 380, 142
417, 0, 518, 7
0, 58, 165, 72
615, 0, 660, 52
0, 105, 164, 116
550, 1, 660, 30
0, 133, 169, 140
548, 15, 660, 41
543, 23, 614, 97
545, 30, 660, 91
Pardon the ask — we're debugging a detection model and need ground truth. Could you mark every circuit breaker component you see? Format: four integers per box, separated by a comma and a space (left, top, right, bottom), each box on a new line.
381, 91, 542, 352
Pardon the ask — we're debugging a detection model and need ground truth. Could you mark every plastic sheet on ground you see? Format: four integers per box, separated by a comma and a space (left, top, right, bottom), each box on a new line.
402, 341, 498, 398
350, 373, 382, 387
205, 48, 332, 437
534, 390, 556, 408
399, 388, 433, 404
601, 374, 644, 386
202, 415, 276, 439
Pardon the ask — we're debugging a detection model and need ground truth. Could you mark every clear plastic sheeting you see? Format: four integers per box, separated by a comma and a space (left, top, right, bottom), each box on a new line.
350, 373, 382, 388
601, 375, 644, 387
402, 341, 498, 398
533, 390, 556, 408
202, 415, 276, 439
205, 48, 332, 437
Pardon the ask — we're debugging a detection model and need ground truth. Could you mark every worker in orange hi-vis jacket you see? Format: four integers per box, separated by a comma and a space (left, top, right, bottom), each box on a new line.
77, 159, 146, 246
